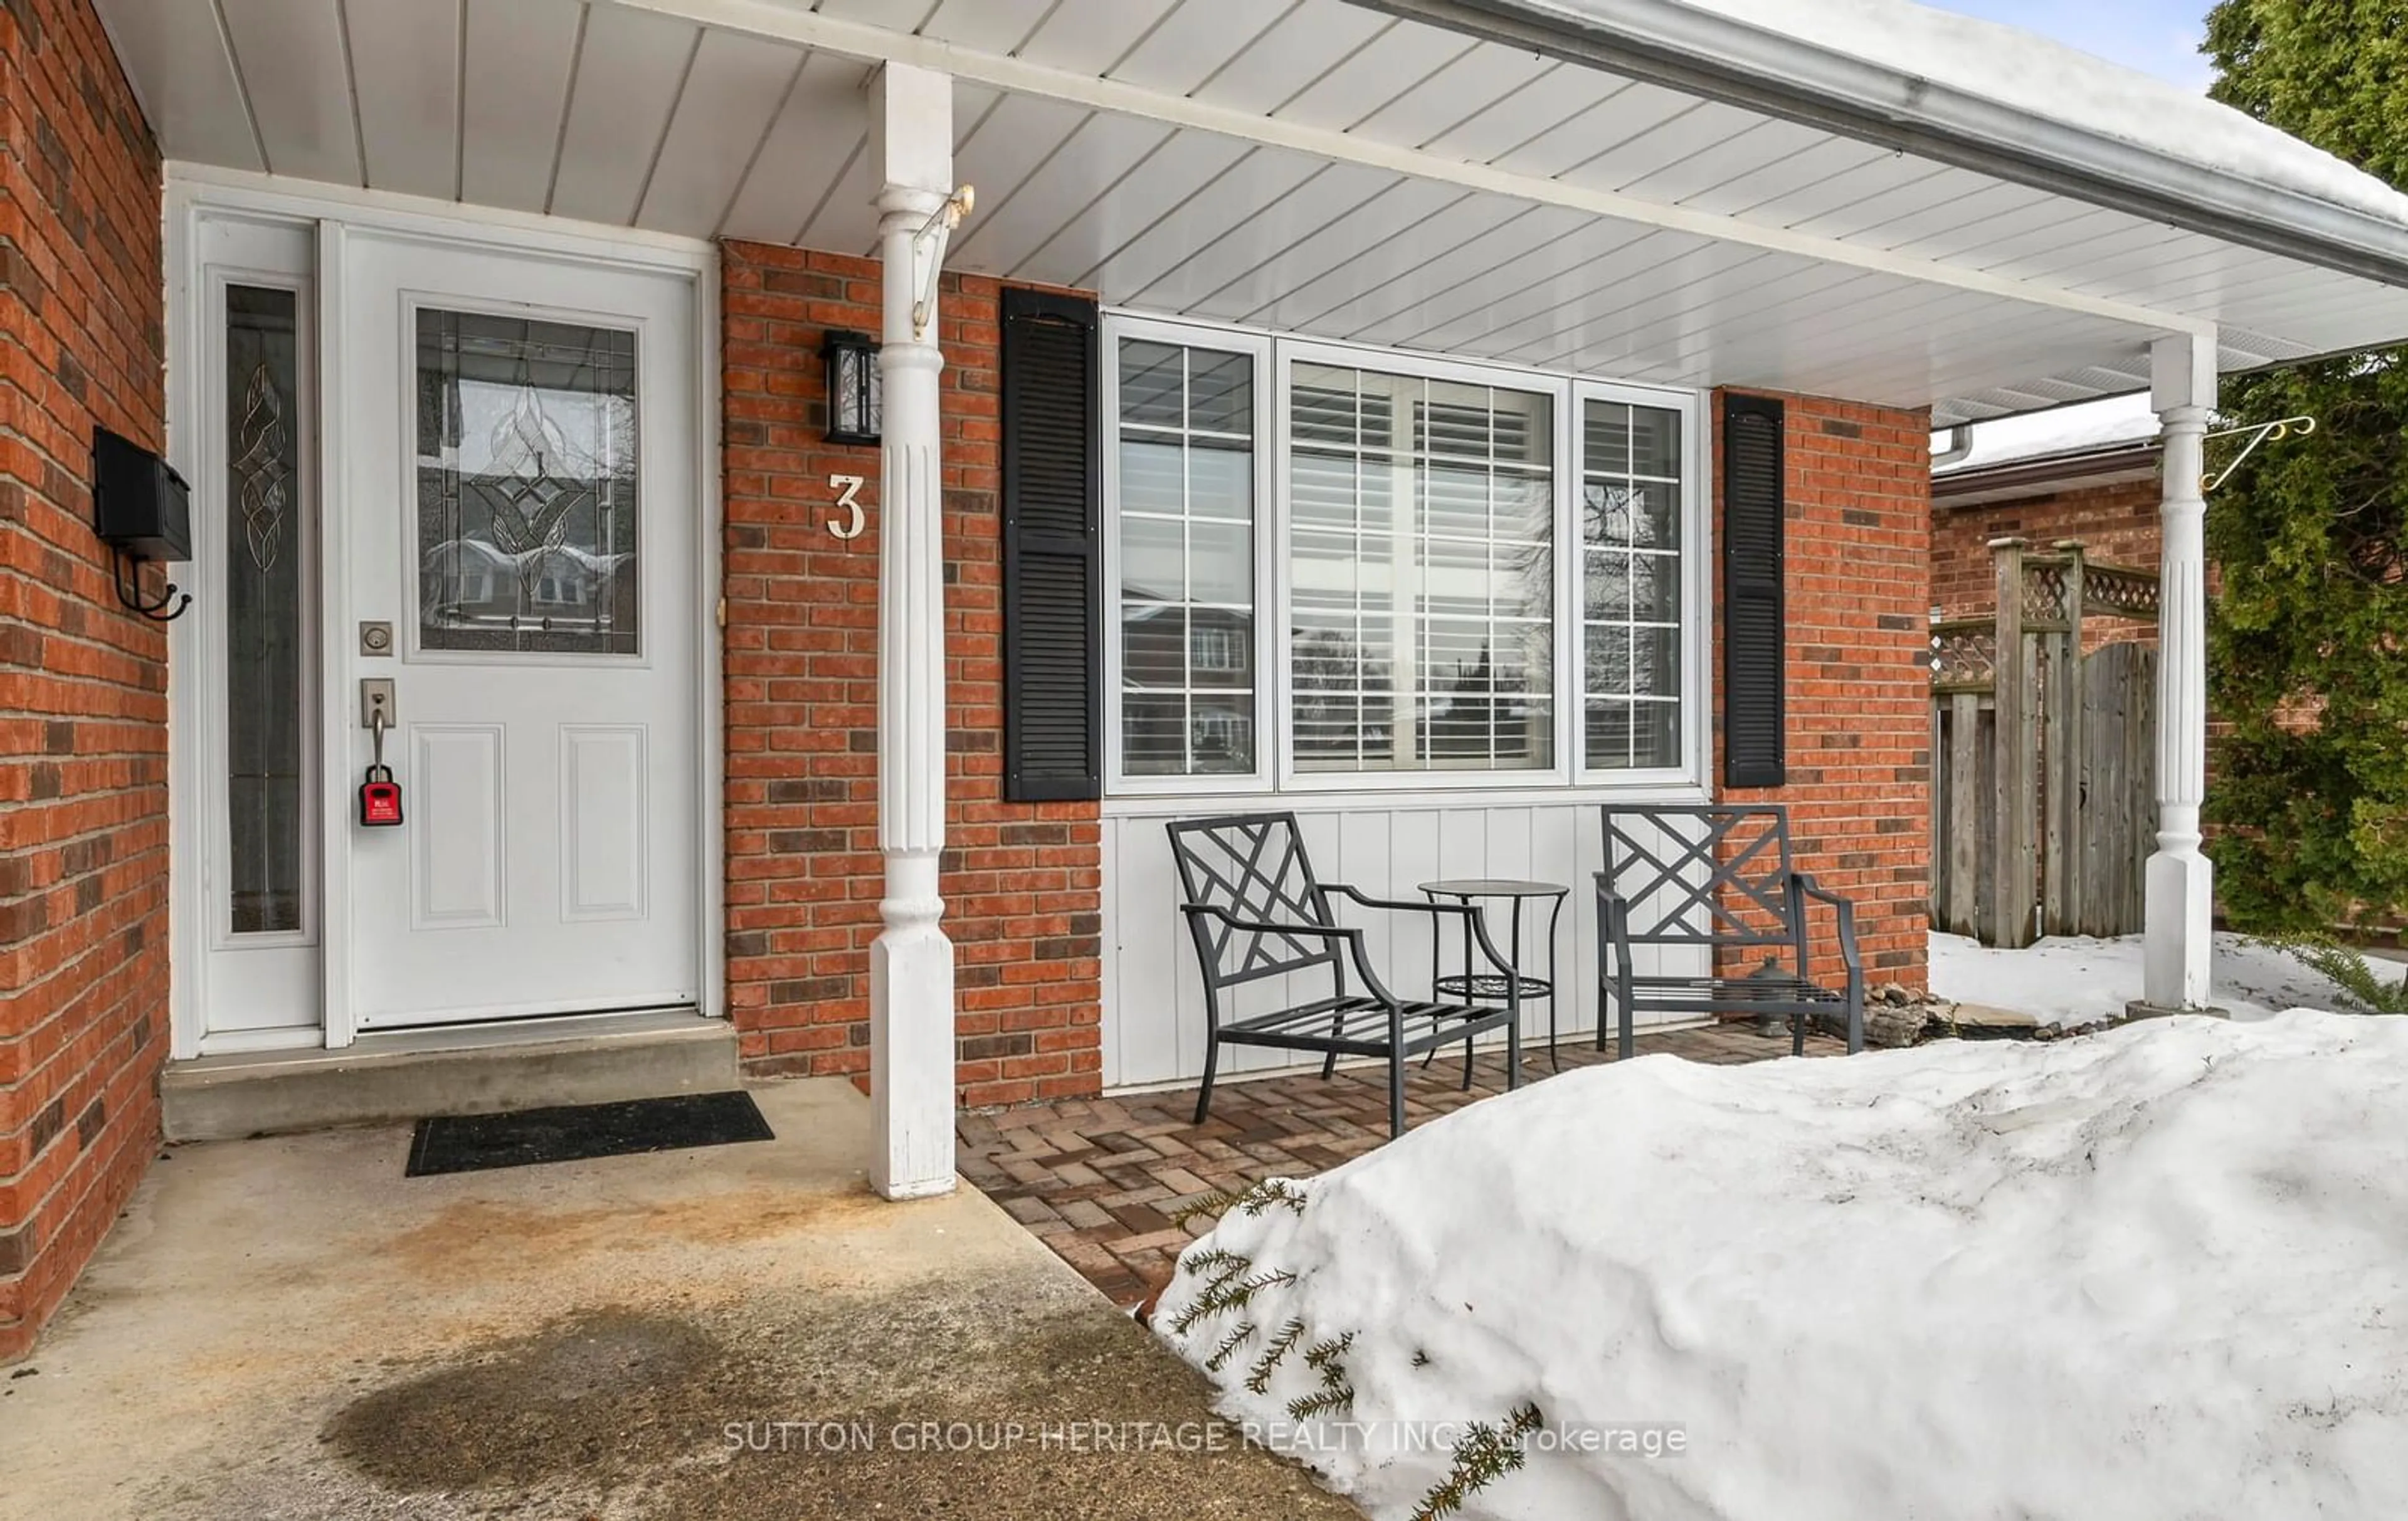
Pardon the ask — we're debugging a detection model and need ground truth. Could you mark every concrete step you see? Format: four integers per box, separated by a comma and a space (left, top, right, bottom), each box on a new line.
162, 1011, 742, 1142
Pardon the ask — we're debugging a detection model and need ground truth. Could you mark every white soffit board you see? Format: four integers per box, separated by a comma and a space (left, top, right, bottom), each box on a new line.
214, 0, 359, 185
343, 0, 462, 203
458, 0, 586, 214
92, 0, 2408, 423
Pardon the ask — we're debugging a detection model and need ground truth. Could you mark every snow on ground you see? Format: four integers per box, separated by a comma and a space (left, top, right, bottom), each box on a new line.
1930, 929, 2354, 1025
1158, 1014, 2408, 1521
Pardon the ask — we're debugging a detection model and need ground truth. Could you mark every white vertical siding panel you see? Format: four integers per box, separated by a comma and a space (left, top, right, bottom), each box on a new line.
1387, 809, 1443, 1011
1530, 804, 1584, 1040
1571, 804, 1605, 1041
1114, 816, 1186, 1087
1336, 808, 1395, 1004
1099, 818, 1125, 1088
1437, 807, 1487, 882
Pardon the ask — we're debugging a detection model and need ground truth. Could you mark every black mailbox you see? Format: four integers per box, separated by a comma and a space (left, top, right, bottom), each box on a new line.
92, 426, 194, 620
92, 426, 192, 563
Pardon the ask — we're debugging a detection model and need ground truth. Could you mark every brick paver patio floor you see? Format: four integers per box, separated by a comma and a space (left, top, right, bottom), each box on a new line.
957, 1023, 1848, 1306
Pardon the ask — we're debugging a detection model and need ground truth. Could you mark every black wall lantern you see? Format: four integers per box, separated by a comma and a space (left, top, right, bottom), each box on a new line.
822, 329, 882, 446
91, 425, 194, 621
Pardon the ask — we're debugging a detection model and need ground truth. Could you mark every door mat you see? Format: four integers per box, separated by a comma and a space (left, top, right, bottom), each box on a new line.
405, 1091, 774, 1177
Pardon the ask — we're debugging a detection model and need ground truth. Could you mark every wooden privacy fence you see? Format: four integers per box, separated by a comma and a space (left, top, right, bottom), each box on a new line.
1931, 539, 2160, 947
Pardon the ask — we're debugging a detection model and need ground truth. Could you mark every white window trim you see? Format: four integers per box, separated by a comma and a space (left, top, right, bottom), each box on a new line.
1102, 314, 1275, 797
1273, 337, 1575, 795
1569, 378, 1711, 790
1101, 312, 1713, 803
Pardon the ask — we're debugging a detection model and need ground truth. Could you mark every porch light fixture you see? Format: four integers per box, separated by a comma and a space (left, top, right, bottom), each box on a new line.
822, 329, 880, 446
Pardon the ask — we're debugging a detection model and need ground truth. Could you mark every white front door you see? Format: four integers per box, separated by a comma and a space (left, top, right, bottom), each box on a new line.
339, 234, 700, 1029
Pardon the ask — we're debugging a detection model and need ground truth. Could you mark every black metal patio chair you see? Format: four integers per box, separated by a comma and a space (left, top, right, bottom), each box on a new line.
1595, 804, 1866, 1060
1168, 812, 1523, 1139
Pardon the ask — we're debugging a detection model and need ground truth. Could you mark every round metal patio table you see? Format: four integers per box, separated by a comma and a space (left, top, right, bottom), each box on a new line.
1417, 878, 1570, 1073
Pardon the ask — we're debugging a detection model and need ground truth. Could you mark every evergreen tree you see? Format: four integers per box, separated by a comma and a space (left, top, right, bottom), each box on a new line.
2198, 1, 2408, 932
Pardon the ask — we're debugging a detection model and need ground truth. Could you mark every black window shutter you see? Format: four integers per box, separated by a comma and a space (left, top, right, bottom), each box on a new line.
1721, 393, 1787, 789
1001, 288, 1102, 803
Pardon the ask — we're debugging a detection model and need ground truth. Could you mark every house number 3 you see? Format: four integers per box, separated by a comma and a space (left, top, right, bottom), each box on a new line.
828, 475, 867, 540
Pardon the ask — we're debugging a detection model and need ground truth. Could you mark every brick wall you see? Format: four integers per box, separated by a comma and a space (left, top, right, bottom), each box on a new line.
720, 241, 1103, 1108
1934, 468, 2163, 645
0, 0, 167, 1360
1716, 392, 1933, 987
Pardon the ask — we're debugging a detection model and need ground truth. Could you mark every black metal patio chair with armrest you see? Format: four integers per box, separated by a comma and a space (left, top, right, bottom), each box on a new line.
1595, 804, 1866, 1060
1167, 812, 1523, 1139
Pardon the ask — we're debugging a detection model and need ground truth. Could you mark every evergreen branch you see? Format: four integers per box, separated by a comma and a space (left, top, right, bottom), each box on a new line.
2268, 935, 2408, 1013
1245, 1318, 1308, 1394
1237, 1178, 1311, 1217
1205, 1321, 1257, 1372
1285, 1385, 1356, 1420
1284, 1332, 1357, 1419
1169, 1269, 1297, 1337
1304, 1332, 1356, 1372
1168, 1190, 1244, 1228
1412, 1403, 1545, 1521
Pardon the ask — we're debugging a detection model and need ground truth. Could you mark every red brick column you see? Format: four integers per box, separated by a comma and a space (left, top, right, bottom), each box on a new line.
719, 242, 1102, 1107
0, 0, 169, 1360
1714, 391, 1934, 987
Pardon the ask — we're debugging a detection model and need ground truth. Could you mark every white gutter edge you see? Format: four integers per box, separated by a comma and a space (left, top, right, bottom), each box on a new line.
1360, 0, 2408, 294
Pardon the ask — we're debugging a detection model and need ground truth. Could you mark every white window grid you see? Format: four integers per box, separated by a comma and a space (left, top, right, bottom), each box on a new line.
1102, 313, 1708, 798
1580, 397, 1688, 772
1287, 361, 1557, 774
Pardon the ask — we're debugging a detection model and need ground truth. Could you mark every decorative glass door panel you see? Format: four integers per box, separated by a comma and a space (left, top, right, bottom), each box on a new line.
415, 310, 640, 656
226, 285, 308, 934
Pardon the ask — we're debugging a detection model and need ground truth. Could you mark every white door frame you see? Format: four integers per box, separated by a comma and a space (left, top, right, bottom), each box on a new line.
164, 165, 726, 1058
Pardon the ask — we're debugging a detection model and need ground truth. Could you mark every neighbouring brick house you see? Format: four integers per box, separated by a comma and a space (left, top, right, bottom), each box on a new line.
14, 0, 2408, 1355
1933, 397, 2167, 639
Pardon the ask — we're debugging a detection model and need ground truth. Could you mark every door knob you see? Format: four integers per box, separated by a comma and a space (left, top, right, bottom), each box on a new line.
359, 678, 396, 730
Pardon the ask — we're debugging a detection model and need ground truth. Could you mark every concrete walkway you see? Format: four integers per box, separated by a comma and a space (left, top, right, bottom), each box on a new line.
0, 1080, 1361, 1520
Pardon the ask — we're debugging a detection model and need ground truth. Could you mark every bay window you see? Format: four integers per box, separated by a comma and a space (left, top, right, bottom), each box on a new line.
1105, 319, 1699, 792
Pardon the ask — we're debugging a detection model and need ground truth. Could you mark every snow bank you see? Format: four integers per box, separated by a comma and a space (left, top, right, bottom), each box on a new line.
1930, 930, 2354, 1026
1572, 0, 2408, 226
1159, 1015, 2408, 1520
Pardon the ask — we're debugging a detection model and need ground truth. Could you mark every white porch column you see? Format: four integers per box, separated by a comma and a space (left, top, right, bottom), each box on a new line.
869, 62, 957, 1199
2140, 330, 2219, 1014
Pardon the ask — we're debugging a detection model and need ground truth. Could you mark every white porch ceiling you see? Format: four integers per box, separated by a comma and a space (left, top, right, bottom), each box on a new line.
95, 0, 2408, 424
